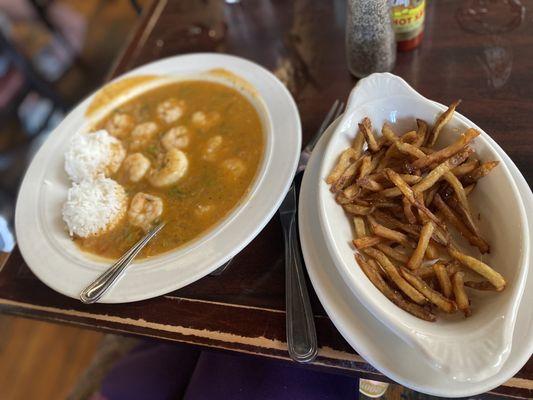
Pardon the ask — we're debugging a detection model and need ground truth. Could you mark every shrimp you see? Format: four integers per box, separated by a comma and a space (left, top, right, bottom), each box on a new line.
122, 153, 150, 182
161, 126, 190, 151
148, 148, 189, 187
107, 141, 126, 175
157, 98, 185, 124
129, 122, 159, 151
191, 111, 220, 129
106, 112, 135, 138
222, 158, 246, 179
202, 135, 223, 161
128, 192, 163, 231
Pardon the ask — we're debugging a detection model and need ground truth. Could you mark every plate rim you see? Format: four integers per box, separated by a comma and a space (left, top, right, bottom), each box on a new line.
15, 53, 302, 303
299, 117, 533, 397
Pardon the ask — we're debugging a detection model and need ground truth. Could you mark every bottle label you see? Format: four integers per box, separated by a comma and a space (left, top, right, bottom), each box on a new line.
391, 0, 425, 40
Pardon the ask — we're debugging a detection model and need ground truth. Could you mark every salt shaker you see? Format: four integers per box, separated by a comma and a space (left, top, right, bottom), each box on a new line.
345, 0, 396, 78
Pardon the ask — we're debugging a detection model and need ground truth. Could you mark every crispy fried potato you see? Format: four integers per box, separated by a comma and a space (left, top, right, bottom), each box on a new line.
353, 236, 383, 249
452, 271, 471, 317
343, 203, 375, 215
427, 100, 462, 146
403, 197, 417, 224
359, 117, 381, 152
352, 125, 366, 157
355, 254, 436, 321
363, 247, 426, 304
414, 128, 477, 169
332, 157, 363, 191
375, 243, 410, 264
327, 148, 359, 184
452, 160, 479, 177
353, 216, 367, 238
368, 215, 413, 247
384, 169, 445, 228
464, 280, 498, 291
434, 194, 489, 253
414, 265, 435, 279
330, 111, 501, 321
407, 222, 434, 270
400, 267, 457, 313
413, 148, 472, 193
433, 263, 452, 298
462, 161, 499, 186
357, 177, 384, 191
447, 244, 505, 291
413, 119, 428, 147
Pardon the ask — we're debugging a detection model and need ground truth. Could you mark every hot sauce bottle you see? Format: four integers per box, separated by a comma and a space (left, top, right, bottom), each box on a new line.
391, 0, 426, 51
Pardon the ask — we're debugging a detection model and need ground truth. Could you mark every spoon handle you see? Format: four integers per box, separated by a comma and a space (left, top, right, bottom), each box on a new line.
79, 223, 165, 304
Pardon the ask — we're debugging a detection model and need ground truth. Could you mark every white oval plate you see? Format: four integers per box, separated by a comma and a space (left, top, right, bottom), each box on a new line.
299, 117, 533, 397
317, 73, 529, 382
15, 53, 301, 303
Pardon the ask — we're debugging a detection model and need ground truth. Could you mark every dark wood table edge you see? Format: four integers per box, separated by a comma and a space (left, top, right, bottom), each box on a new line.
106, 0, 165, 81
0, 296, 530, 398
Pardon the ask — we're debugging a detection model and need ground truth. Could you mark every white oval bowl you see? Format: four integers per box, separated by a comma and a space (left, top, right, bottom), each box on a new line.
15, 53, 301, 303
317, 73, 529, 382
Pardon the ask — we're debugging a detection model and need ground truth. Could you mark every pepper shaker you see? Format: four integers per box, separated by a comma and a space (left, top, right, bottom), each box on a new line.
345, 0, 397, 78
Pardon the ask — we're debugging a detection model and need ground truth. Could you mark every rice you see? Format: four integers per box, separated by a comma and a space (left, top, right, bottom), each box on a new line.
64, 129, 125, 183
62, 177, 127, 237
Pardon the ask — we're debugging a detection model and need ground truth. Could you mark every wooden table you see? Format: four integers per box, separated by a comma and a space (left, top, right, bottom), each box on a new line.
1, 1, 532, 398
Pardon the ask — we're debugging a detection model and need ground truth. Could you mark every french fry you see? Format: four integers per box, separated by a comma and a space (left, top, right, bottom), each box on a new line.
355, 254, 436, 321
332, 157, 363, 191
367, 258, 387, 278
342, 183, 360, 199
327, 147, 359, 184
462, 161, 499, 186
412, 148, 472, 193
464, 280, 498, 291
447, 244, 505, 291
433, 263, 452, 298
464, 184, 475, 196
343, 203, 375, 215
414, 265, 435, 279
400, 267, 457, 313
452, 271, 471, 317
368, 148, 386, 173
352, 125, 366, 158
413, 119, 428, 147
358, 155, 373, 179
425, 241, 440, 259
446, 260, 460, 276
368, 215, 413, 247
427, 100, 462, 146
330, 111, 501, 320
363, 247, 427, 304
353, 216, 367, 238
403, 197, 417, 224
414, 128, 477, 169
434, 194, 489, 253
407, 222, 434, 270
384, 169, 445, 229
353, 236, 383, 249
357, 177, 384, 192
451, 160, 479, 177
375, 243, 410, 264
359, 117, 381, 152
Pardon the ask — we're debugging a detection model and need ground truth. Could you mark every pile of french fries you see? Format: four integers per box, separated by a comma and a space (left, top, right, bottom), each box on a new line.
327, 101, 505, 321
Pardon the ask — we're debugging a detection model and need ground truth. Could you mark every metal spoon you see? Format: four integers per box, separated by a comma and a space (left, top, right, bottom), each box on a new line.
79, 222, 166, 304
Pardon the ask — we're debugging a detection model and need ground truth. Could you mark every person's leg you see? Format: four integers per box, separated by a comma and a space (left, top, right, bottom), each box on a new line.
97, 340, 200, 400
184, 351, 358, 400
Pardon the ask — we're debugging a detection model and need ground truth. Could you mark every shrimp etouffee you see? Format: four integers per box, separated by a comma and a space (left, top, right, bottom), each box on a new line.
76, 80, 264, 258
